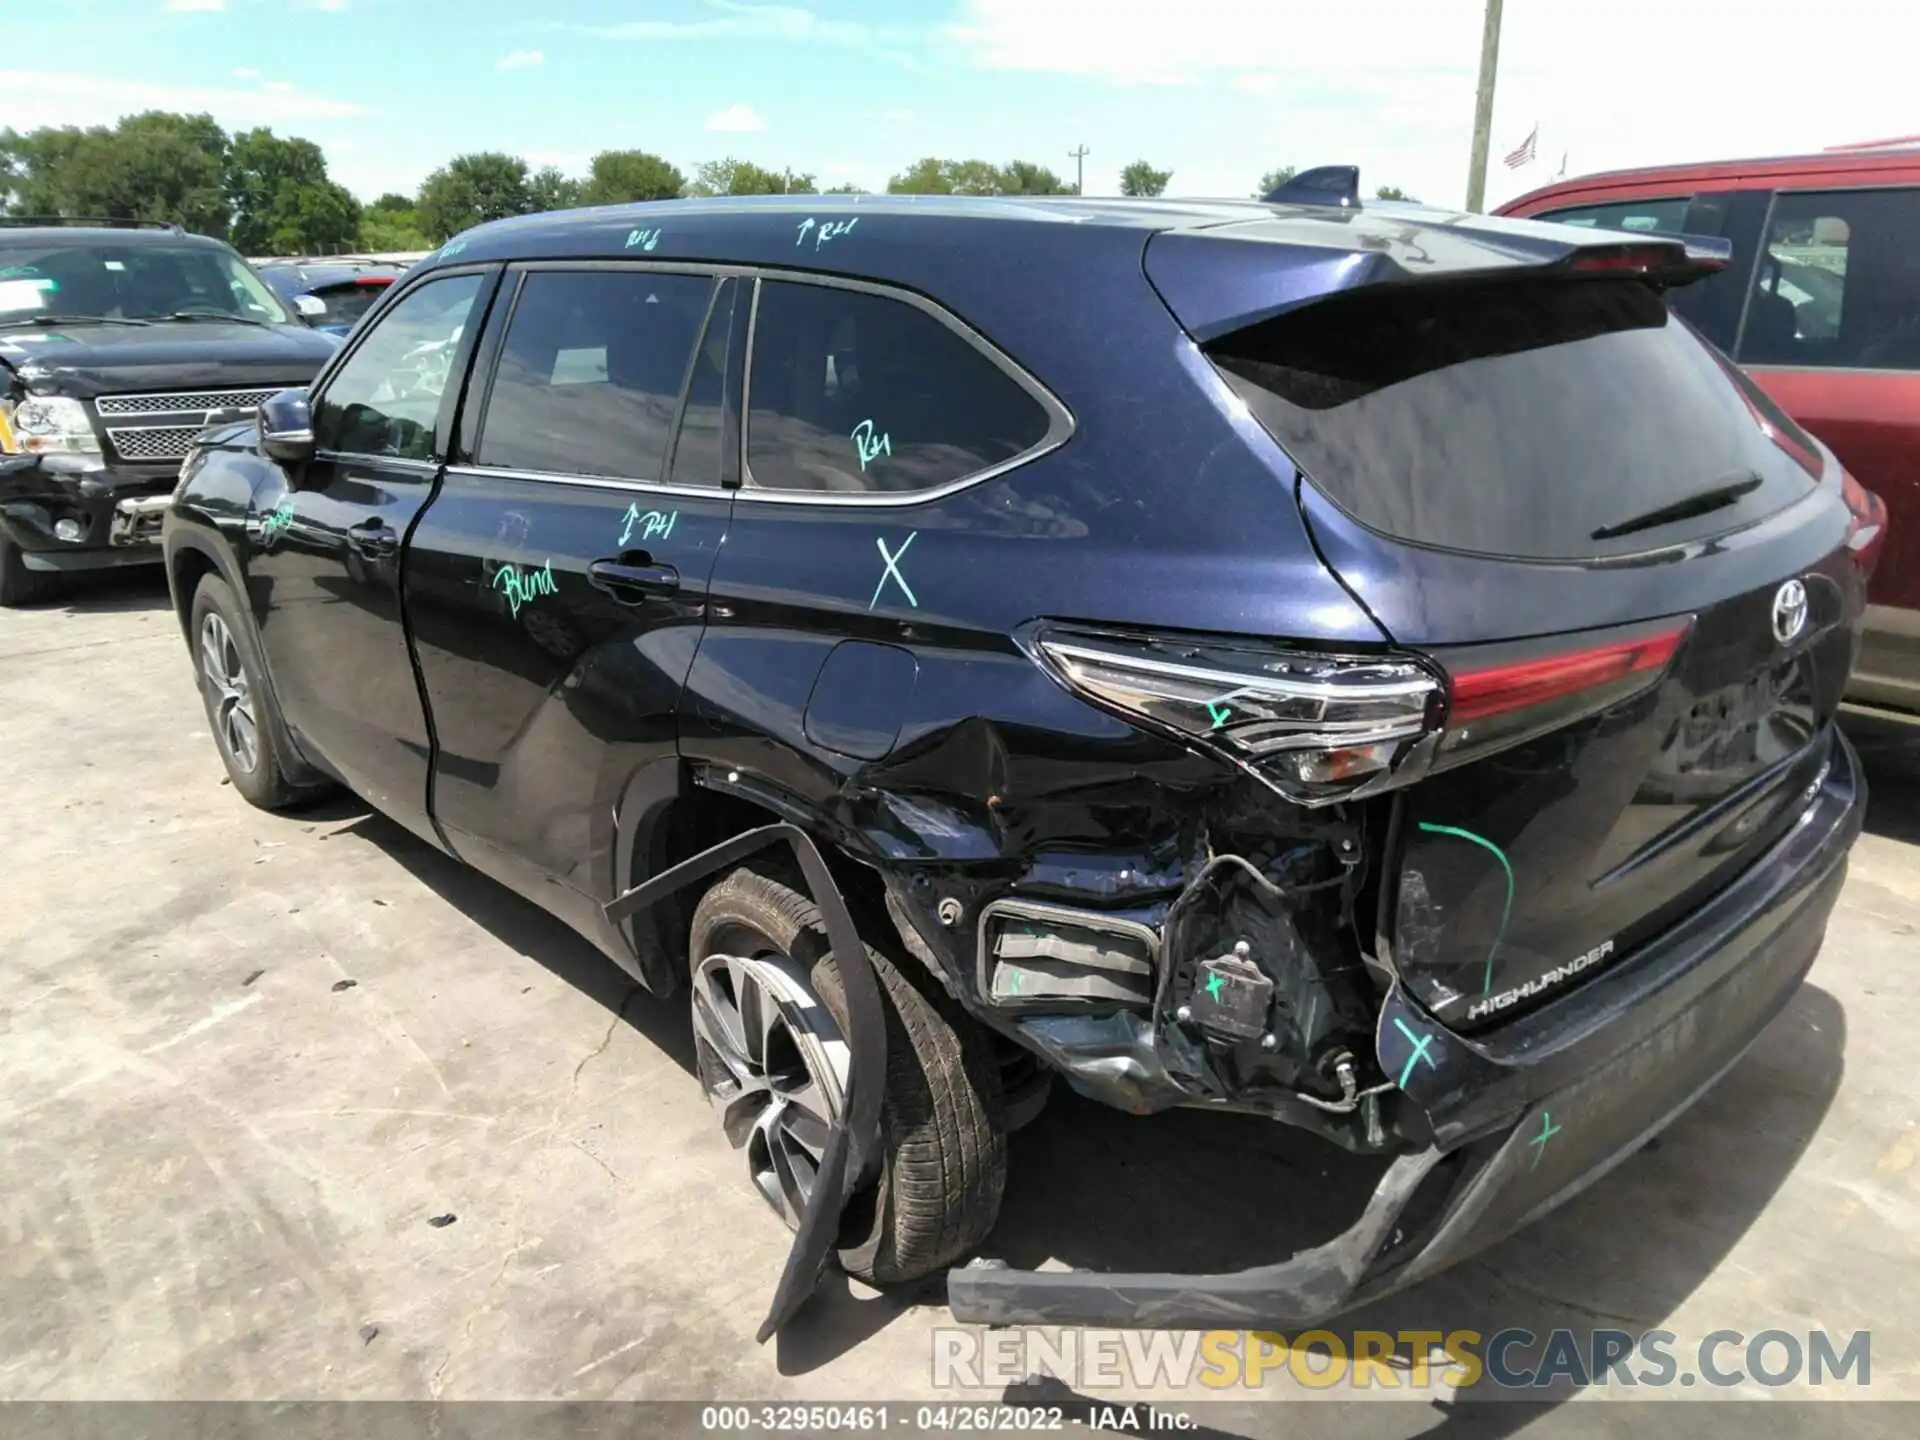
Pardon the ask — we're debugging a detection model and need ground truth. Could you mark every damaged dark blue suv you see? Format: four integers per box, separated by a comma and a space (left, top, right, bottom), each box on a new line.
161, 187, 1873, 1337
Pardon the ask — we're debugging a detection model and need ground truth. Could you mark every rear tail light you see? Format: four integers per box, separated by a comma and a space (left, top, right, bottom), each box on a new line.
1437, 620, 1691, 759
1027, 628, 1442, 808
1841, 469, 1887, 580
1027, 618, 1692, 808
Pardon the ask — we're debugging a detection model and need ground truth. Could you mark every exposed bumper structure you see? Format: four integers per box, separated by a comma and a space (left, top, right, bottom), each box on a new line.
948, 729, 1863, 1328
0, 455, 175, 569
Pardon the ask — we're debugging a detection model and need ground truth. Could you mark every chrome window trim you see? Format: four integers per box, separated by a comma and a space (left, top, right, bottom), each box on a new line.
734, 269, 1075, 509
441, 462, 723, 498
311, 451, 439, 475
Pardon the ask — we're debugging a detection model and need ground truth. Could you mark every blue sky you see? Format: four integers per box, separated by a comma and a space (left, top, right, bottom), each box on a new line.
10, 1, 1920, 209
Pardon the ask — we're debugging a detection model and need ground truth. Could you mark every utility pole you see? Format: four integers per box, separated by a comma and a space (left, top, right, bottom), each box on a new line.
1464, 0, 1504, 213
1068, 144, 1089, 196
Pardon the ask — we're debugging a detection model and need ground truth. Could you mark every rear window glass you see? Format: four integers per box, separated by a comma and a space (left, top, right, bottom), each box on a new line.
1740, 186, 1920, 370
1211, 278, 1819, 560
1538, 197, 1691, 235
478, 270, 713, 479
745, 280, 1053, 496
311, 281, 387, 329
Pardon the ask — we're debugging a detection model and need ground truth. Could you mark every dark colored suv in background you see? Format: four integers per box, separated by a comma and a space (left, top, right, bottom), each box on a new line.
1502, 145, 1913, 710
0, 220, 338, 604
163, 192, 1871, 1337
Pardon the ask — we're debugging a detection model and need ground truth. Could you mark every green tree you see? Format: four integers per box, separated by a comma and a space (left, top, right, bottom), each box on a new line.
528, 165, 584, 213
368, 192, 414, 215
415, 152, 534, 241
226, 128, 359, 254
581, 149, 686, 205
2, 113, 230, 235
886, 157, 1003, 196
823, 183, 867, 195
997, 159, 1072, 195
1119, 160, 1172, 197
359, 205, 434, 252
1374, 184, 1417, 202
688, 158, 814, 196
1254, 165, 1298, 198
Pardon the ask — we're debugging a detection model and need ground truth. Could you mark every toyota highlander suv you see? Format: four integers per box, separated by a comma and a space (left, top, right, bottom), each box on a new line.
161, 184, 1873, 1337
0, 220, 338, 604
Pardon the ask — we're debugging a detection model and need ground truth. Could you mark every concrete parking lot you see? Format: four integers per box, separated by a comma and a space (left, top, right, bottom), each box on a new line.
3, 572, 1918, 1425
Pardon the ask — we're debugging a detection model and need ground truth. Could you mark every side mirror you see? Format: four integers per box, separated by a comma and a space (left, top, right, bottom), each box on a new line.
258, 388, 315, 467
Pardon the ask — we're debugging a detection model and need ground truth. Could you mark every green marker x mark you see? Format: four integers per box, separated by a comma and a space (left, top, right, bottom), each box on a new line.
1528, 1111, 1562, 1171
1416, 822, 1515, 996
1204, 971, 1226, 1001
1206, 701, 1232, 731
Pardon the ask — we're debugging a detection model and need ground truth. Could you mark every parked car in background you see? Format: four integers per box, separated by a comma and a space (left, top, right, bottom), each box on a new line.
255, 258, 401, 336
164, 192, 1870, 1336
1502, 144, 1913, 710
0, 219, 339, 605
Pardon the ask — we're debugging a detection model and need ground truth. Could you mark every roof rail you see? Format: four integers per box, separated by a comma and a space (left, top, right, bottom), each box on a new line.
1262, 165, 1362, 210
0, 215, 184, 232
1823, 134, 1920, 152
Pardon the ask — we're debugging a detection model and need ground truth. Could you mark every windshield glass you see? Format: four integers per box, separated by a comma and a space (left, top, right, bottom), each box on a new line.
0, 240, 293, 325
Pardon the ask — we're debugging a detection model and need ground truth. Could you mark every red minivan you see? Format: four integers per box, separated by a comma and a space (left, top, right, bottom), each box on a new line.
1502, 145, 1916, 710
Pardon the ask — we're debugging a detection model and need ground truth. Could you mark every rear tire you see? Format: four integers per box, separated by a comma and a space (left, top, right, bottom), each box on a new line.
0, 537, 61, 607
689, 865, 1007, 1285
189, 573, 331, 810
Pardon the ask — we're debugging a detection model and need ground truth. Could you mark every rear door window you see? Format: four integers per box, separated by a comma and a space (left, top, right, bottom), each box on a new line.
477, 269, 714, 479
744, 279, 1055, 496
1211, 277, 1820, 561
1537, 196, 1692, 235
1737, 187, 1920, 370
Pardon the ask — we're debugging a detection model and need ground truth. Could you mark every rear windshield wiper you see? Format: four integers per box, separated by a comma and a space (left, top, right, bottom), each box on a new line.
153, 311, 277, 328
0, 313, 150, 328
1590, 471, 1762, 542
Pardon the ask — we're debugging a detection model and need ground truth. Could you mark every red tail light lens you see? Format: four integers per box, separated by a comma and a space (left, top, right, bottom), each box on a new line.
1841, 470, 1887, 580
1434, 619, 1692, 762
1448, 625, 1689, 724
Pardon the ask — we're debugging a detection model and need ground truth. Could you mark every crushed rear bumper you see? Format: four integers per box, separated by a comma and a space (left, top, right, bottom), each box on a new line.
948, 728, 1862, 1329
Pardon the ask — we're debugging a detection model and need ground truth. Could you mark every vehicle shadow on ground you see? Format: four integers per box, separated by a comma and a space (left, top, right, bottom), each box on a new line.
292, 791, 1847, 1402
314, 797, 698, 1075
988, 983, 1844, 1437
1841, 707, 1920, 845
13, 565, 174, 615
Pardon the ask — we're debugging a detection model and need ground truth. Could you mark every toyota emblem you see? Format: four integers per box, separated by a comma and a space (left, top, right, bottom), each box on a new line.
1772, 579, 1808, 646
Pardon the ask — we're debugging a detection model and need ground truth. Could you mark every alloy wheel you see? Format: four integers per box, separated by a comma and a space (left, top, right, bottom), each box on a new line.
199, 611, 260, 773
690, 950, 851, 1230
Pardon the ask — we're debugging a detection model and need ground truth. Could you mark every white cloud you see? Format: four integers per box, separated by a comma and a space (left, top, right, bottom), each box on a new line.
265, 80, 295, 93
945, 0, 1920, 209
164, 0, 225, 10
496, 49, 544, 71
231, 66, 260, 79
705, 104, 767, 134
582, 2, 868, 45
0, 71, 369, 129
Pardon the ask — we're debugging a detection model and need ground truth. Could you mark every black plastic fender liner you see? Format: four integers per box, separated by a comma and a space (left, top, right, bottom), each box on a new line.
603, 822, 888, 1342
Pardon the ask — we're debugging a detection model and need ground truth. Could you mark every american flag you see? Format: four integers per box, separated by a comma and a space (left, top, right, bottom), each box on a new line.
1503, 125, 1538, 169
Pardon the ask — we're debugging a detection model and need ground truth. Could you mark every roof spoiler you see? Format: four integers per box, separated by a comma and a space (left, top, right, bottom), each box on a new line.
1263, 165, 1362, 210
